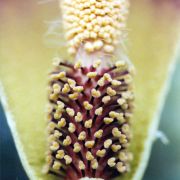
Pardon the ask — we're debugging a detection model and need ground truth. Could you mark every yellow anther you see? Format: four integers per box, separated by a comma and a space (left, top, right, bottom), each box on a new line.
53, 83, 61, 94
46, 104, 53, 114
122, 91, 132, 99
125, 112, 132, 120
47, 114, 52, 122
57, 101, 65, 110
46, 154, 52, 164
116, 162, 126, 173
94, 129, 103, 138
122, 103, 128, 110
107, 87, 116, 96
112, 127, 121, 138
90, 31, 97, 39
49, 93, 58, 101
116, 113, 125, 122
91, 89, 101, 98
62, 83, 70, 94
75, 112, 83, 122
84, 119, 93, 128
107, 157, 116, 167
83, 101, 93, 110
119, 134, 128, 144
102, 96, 111, 104
122, 124, 130, 134
93, 59, 101, 68
85, 140, 95, 148
96, 149, 106, 157
63, 136, 72, 146
104, 117, 114, 124
48, 134, 55, 143
111, 80, 121, 86
66, 108, 75, 117
87, 72, 97, 78
79, 161, 85, 170
56, 150, 65, 159
91, 159, 98, 169
52, 161, 61, 170
117, 98, 126, 105
97, 78, 105, 86
103, 44, 114, 53
73, 142, 81, 153
74, 60, 82, 69
51, 71, 66, 80
111, 144, 121, 152
115, 61, 126, 69
47, 122, 56, 132
67, 78, 76, 88
73, 86, 84, 92
68, 123, 76, 133
93, 40, 103, 50
78, 131, 86, 141
69, 92, 79, 100
54, 130, 62, 138
95, 107, 103, 116
104, 139, 112, 148
64, 155, 72, 164
127, 152, 133, 161
57, 118, 66, 128
50, 141, 59, 151
84, 42, 94, 52
86, 151, 94, 161
103, 73, 112, 82
54, 111, 62, 120
118, 151, 128, 161
109, 111, 118, 118
58, 72, 66, 79
124, 74, 133, 84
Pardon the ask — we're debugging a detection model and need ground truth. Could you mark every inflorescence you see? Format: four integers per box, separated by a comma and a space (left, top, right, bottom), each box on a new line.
60, 0, 129, 55
45, 58, 134, 180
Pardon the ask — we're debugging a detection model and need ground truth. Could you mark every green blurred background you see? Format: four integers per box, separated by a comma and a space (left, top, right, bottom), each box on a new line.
0, 60, 180, 180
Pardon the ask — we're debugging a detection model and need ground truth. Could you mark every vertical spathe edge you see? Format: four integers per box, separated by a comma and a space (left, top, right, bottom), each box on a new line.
133, 40, 180, 180
0, 82, 36, 180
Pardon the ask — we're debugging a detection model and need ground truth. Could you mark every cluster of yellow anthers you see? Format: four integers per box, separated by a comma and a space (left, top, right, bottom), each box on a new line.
46, 58, 134, 180
60, 0, 129, 55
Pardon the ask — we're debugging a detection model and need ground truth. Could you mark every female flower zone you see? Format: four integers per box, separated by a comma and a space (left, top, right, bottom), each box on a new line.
45, 0, 135, 179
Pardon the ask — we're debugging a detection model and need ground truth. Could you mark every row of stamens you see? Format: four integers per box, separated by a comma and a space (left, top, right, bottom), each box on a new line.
46, 58, 134, 179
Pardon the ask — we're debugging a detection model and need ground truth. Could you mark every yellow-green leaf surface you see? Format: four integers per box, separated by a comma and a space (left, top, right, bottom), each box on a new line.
0, 1, 179, 180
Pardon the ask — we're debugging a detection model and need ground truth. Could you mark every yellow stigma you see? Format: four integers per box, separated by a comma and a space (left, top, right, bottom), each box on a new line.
60, 0, 129, 55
